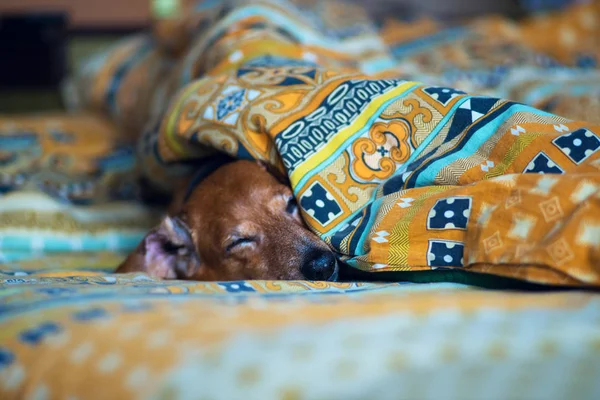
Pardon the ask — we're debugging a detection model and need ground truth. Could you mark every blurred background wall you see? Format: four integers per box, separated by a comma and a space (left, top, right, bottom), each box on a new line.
0, 0, 150, 29
0, 0, 525, 29
0, 0, 576, 112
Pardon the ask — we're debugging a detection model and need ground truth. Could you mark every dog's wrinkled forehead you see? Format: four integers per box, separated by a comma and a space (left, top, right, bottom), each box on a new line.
183, 153, 236, 202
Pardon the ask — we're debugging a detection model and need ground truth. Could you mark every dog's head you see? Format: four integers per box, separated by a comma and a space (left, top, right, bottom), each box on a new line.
117, 160, 338, 281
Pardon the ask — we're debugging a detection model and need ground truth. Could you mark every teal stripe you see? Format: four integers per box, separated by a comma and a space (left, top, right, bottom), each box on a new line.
415, 104, 556, 187
391, 27, 469, 59
360, 56, 397, 75
353, 196, 387, 255
294, 85, 417, 196
0, 234, 144, 252
194, 0, 221, 11
522, 82, 600, 105
322, 207, 363, 239
182, 5, 385, 84
217, 5, 382, 51
0, 251, 39, 262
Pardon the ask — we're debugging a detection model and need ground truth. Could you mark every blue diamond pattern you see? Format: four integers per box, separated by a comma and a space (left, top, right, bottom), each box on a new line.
216, 89, 246, 120
72, 307, 109, 321
424, 86, 466, 106
427, 196, 472, 230
523, 152, 564, 174
427, 240, 464, 268
0, 347, 14, 370
19, 322, 62, 345
300, 182, 343, 226
219, 281, 256, 293
553, 128, 600, 165
3, 278, 26, 284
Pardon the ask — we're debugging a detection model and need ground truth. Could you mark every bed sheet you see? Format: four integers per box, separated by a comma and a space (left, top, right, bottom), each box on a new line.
1, 271, 600, 399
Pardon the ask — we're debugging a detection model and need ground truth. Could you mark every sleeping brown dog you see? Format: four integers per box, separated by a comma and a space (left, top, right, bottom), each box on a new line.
116, 158, 339, 281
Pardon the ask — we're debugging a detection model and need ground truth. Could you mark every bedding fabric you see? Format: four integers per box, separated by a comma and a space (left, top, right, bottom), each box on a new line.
0, 114, 159, 264
1, 275, 599, 399
1, 0, 600, 398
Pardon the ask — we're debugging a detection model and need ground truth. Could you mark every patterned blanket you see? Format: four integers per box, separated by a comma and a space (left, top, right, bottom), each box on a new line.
66, 0, 600, 287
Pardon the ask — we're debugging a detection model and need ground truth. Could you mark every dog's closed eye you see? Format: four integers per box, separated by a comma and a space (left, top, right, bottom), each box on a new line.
225, 236, 257, 253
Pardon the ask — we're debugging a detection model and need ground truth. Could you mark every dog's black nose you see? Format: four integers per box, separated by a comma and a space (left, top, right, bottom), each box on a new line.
301, 251, 337, 281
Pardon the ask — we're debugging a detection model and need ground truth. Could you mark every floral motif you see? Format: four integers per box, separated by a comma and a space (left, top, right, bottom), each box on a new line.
217, 89, 246, 120
203, 85, 261, 127
351, 119, 412, 180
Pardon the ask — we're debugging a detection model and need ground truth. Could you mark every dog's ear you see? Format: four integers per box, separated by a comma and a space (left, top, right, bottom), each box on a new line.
257, 160, 289, 185
116, 216, 202, 279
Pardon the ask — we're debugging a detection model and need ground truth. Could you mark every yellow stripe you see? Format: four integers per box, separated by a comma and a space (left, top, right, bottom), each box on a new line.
289, 81, 417, 186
